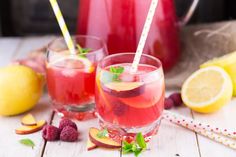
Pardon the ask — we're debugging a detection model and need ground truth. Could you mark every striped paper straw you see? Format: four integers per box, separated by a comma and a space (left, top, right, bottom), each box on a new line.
130, 0, 159, 73
197, 129, 236, 150
49, 0, 76, 55
163, 110, 236, 139
163, 111, 236, 150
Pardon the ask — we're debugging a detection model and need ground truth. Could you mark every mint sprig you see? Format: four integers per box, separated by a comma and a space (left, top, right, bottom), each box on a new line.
19, 138, 35, 149
76, 44, 92, 58
109, 66, 124, 82
122, 133, 147, 157
97, 128, 108, 138
136, 132, 147, 149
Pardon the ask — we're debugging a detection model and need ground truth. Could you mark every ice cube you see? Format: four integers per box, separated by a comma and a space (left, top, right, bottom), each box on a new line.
62, 69, 77, 77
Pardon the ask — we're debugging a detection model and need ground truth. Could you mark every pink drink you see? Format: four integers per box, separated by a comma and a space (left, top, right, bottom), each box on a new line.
96, 64, 164, 127
95, 53, 165, 139
47, 57, 95, 105
46, 36, 107, 120
77, 0, 180, 70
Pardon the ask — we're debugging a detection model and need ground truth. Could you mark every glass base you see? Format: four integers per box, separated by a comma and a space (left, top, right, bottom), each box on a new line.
52, 101, 96, 121
96, 113, 162, 142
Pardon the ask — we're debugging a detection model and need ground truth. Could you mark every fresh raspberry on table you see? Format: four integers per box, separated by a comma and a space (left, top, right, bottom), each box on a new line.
169, 92, 183, 107
112, 101, 128, 116
42, 125, 60, 141
59, 118, 77, 131
164, 97, 175, 109
60, 126, 79, 142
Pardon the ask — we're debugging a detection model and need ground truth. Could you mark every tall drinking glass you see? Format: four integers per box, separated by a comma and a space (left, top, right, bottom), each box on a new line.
46, 35, 107, 120
95, 53, 165, 140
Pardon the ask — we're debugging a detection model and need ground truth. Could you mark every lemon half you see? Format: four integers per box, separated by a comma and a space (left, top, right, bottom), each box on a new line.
181, 66, 233, 113
200, 51, 236, 96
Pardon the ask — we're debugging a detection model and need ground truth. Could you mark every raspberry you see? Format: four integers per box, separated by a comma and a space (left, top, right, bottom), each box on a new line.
60, 126, 79, 142
169, 93, 183, 107
113, 102, 128, 116
42, 125, 60, 141
164, 98, 174, 109
59, 118, 77, 131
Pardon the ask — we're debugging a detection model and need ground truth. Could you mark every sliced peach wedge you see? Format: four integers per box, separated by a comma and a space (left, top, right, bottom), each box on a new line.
21, 113, 37, 126
15, 120, 46, 135
86, 138, 97, 151
102, 82, 145, 98
89, 127, 121, 149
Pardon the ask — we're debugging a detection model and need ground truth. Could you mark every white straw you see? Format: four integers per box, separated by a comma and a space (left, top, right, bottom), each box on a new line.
130, 0, 159, 73
163, 111, 236, 150
163, 110, 236, 139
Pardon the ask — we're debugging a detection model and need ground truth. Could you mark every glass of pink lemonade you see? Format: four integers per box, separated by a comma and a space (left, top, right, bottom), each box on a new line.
46, 35, 107, 120
95, 53, 165, 140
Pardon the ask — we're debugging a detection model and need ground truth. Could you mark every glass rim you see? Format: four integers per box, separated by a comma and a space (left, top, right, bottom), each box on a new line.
47, 35, 107, 63
98, 52, 163, 77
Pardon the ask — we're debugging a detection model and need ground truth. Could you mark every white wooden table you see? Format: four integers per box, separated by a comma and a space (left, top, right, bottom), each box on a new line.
0, 36, 236, 157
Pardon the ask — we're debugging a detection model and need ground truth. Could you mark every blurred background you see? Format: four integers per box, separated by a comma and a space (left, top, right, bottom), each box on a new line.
1, 0, 236, 36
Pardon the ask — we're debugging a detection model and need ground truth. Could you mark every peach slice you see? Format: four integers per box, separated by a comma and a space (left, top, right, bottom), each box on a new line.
121, 81, 164, 108
96, 72, 112, 110
89, 127, 121, 149
86, 138, 97, 151
102, 82, 145, 98
21, 113, 37, 126
15, 120, 46, 135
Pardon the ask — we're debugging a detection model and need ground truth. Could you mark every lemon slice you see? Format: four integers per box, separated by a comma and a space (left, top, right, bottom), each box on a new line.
200, 51, 236, 96
181, 66, 233, 113
47, 56, 94, 73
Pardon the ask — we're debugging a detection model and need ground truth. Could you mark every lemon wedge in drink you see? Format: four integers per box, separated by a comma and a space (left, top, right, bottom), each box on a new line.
47, 56, 94, 73
181, 66, 233, 113
200, 51, 236, 96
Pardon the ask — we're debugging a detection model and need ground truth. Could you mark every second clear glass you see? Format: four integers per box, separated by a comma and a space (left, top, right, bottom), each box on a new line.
95, 53, 165, 141
46, 35, 108, 120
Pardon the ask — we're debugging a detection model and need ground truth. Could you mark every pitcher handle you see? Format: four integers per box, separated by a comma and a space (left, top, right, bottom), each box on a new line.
178, 0, 199, 26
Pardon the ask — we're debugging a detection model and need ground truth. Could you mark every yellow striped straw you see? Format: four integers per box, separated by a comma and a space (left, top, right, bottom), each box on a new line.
49, 0, 76, 55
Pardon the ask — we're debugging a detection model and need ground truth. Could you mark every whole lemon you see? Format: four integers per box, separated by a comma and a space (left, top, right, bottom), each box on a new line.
0, 65, 44, 116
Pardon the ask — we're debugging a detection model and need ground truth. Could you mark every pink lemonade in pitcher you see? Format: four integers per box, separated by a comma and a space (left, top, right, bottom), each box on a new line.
77, 0, 180, 70
95, 53, 165, 138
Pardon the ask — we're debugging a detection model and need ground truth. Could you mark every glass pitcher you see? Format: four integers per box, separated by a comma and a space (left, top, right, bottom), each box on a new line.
77, 0, 199, 70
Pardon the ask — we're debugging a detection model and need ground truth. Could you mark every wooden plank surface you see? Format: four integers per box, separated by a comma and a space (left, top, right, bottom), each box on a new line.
193, 98, 236, 157
43, 114, 121, 157
1, 36, 236, 157
0, 37, 54, 157
139, 107, 200, 157
44, 91, 200, 157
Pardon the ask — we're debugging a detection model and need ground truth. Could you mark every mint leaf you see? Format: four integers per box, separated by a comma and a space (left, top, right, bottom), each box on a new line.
112, 74, 119, 81
110, 66, 117, 73
97, 128, 108, 138
76, 44, 92, 57
122, 142, 142, 157
136, 133, 146, 149
109, 66, 124, 82
116, 67, 124, 73
122, 133, 147, 157
19, 138, 35, 149
122, 141, 133, 154
109, 66, 124, 74
134, 149, 142, 157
